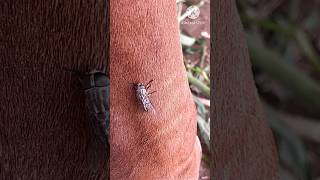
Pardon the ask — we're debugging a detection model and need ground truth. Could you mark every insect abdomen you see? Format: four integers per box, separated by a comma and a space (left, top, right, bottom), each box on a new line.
135, 84, 155, 112
84, 86, 109, 144
80, 72, 109, 145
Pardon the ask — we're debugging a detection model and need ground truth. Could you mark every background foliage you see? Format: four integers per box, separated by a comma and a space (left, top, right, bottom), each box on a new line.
177, 0, 210, 179
238, 0, 320, 179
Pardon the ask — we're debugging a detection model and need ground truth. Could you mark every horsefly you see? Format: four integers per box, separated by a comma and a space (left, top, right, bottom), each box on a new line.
134, 80, 156, 113
64, 68, 109, 145
79, 70, 109, 145
64, 68, 109, 171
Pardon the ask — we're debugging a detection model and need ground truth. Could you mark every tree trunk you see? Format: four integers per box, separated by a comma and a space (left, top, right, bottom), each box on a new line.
0, 1, 109, 179
211, 1, 279, 179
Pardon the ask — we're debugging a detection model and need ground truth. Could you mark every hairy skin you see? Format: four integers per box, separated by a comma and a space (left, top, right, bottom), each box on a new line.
110, 0, 201, 179
0, 1, 109, 179
211, 1, 279, 179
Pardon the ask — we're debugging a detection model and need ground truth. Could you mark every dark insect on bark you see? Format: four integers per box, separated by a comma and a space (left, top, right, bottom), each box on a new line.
64, 68, 109, 173
79, 70, 109, 145
78, 70, 109, 174
134, 80, 156, 113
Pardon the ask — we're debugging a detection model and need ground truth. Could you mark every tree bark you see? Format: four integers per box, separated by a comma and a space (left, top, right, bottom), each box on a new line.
0, 1, 109, 179
211, 0, 279, 179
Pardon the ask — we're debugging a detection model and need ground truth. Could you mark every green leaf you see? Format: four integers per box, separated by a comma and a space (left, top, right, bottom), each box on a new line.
180, 33, 196, 46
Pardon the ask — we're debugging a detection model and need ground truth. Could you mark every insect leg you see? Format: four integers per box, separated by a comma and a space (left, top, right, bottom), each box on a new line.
148, 91, 157, 96
131, 82, 137, 89
146, 79, 154, 89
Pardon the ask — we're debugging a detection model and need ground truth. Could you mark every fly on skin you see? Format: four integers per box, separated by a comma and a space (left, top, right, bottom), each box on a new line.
134, 79, 156, 113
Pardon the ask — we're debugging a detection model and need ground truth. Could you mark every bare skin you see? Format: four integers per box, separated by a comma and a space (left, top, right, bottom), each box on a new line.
110, 0, 201, 179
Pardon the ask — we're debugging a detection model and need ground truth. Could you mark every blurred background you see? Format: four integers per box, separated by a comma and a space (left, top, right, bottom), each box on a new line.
178, 0, 320, 179
238, 0, 320, 179
177, 0, 210, 179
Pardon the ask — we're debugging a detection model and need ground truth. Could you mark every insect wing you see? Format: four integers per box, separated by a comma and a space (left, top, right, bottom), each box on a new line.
84, 86, 109, 145
144, 101, 155, 113
83, 76, 109, 172
135, 83, 156, 113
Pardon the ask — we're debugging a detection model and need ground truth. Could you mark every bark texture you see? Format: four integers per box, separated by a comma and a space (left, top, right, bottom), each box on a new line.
211, 0, 279, 179
0, 1, 109, 179
110, 0, 201, 179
